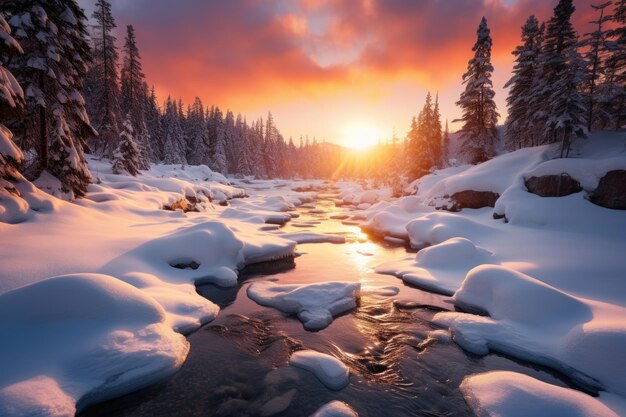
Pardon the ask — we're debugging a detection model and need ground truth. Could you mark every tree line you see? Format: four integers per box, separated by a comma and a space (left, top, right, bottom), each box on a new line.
0, 0, 624, 202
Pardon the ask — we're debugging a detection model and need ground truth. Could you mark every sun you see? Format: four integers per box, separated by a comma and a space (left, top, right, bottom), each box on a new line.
342, 121, 384, 149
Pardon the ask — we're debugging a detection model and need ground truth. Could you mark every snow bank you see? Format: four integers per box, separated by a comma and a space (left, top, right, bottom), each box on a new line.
376, 237, 495, 295
461, 371, 619, 417
0, 274, 189, 416
405, 211, 500, 248
311, 400, 358, 417
289, 350, 350, 390
435, 265, 626, 395
415, 146, 548, 205
247, 281, 360, 330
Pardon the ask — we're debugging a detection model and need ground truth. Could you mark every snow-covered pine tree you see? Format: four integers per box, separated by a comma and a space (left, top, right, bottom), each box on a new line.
442, 120, 451, 166
144, 86, 163, 161
406, 116, 420, 178
505, 15, 544, 150
87, 0, 123, 155
6, 0, 93, 198
534, 0, 582, 145
185, 97, 208, 165
263, 112, 277, 178
0, 14, 25, 184
455, 17, 500, 164
550, 44, 588, 157
408, 93, 436, 178
213, 129, 227, 174
602, 0, 626, 128
161, 97, 186, 165
120, 24, 150, 169
431, 93, 443, 167
536, 0, 587, 155
581, 2, 613, 132
111, 117, 141, 176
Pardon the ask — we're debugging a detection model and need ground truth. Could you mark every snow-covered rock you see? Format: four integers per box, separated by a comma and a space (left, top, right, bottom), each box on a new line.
376, 237, 495, 295
247, 281, 360, 330
435, 265, 626, 396
311, 400, 358, 417
0, 274, 189, 416
289, 350, 350, 390
461, 371, 619, 417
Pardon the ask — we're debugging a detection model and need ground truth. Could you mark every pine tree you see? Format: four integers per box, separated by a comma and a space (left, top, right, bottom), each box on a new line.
455, 17, 500, 164
432, 93, 443, 167
505, 15, 544, 150
581, 2, 613, 131
185, 97, 208, 165
144, 86, 163, 161
537, 0, 587, 155
442, 120, 451, 166
602, 0, 626, 128
121, 25, 146, 132
87, 0, 122, 155
0, 14, 25, 184
161, 97, 185, 164
111, 117, 141, 176
6, 0, 93, 198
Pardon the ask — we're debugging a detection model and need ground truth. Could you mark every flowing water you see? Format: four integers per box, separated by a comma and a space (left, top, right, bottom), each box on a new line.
81, 186, 580, 417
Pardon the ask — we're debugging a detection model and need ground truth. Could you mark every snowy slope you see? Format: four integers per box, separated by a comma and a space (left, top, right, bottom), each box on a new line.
356, 131, 626, 415
0, 158, 320, 416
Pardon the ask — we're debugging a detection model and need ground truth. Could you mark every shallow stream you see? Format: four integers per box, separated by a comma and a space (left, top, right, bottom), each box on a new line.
81, 186, 580, 417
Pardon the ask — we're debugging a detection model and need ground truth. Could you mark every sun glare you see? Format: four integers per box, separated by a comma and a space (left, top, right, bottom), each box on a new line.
342, 122, 384, 150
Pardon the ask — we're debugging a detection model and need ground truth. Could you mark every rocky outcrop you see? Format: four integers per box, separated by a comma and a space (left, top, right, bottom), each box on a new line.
590, 170, 626, 210
447, 190, 500, 212
525, 174, 582, 197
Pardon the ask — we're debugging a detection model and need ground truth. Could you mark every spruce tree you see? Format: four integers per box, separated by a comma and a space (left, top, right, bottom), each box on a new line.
455, 17, 499, 164
603, 0, 626, 128
0, 14, 25, 184
581, 2, 613, 131
537, 0, 586, 155
442, 120, 451, 166
111, 117, 141, 176
432, 93, 443, 167
505, 15, 544, 150
161, 97, 186, 165
144, 86, 163, 161
6, 0, 93, 198
87, 0, 122, 155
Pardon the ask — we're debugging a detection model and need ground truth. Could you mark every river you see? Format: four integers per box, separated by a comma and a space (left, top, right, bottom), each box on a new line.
80, 185, 580, 417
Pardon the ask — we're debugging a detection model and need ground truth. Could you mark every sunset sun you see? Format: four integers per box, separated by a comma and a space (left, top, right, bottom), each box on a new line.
342, 121, 384, 149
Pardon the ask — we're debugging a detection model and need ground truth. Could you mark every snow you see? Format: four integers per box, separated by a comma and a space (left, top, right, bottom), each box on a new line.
376, 237, 495, 295
354, 132, 626, 410
0, 157, 323, 415
0, 274, 189, 416
311, 400, 358, 417
289, 350, 350, 390
460, 371, 620, 417
247, 281, 361, 330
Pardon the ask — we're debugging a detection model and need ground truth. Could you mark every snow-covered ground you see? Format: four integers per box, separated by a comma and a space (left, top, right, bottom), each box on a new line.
0, 157, 328, 416
345, 131, 626, 415
1, 131, 625, 416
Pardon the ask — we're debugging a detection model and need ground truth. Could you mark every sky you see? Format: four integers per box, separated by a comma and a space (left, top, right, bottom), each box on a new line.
77, 0, 599, 148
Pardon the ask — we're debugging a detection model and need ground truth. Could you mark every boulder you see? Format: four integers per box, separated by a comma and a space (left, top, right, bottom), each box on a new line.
448, 190, 500, 212
590, 170, 626, 210
525, 174, 582, 197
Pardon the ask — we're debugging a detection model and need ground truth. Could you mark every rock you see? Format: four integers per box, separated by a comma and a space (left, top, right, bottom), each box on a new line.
525, 174, 582, 197
590, 170, 626, 210
258, 389, 296, 417
447, 190, 500, 211
163, 197, 188, 212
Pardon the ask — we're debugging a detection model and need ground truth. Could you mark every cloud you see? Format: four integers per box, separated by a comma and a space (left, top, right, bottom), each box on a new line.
81, 0, 598, 118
